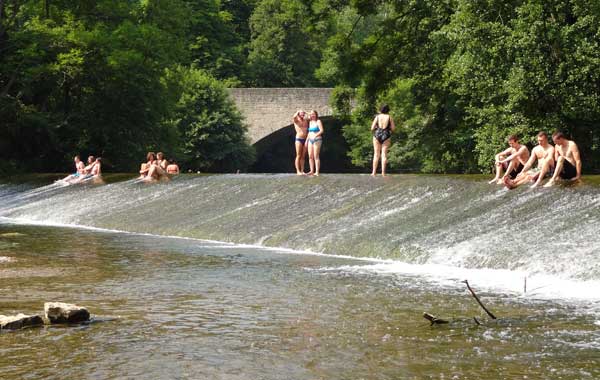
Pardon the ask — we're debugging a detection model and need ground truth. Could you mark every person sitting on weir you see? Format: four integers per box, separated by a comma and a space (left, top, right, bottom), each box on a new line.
489, 135, 530, 184
166, 159, 180, 175
544, 131, 582, 187
139, 151, 169, 181
58, 155, 86, 183
504, 131, 555, 189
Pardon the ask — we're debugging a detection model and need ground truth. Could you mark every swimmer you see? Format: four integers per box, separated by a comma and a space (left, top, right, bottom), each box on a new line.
293, 110, 309, 175
544, 131, 582, 187
504, 132, 555, 189
370, 104, 396, 177
489, 135, 530, 184
306, 110, 324, 176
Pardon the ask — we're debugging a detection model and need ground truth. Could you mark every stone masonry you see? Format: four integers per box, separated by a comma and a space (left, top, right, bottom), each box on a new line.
227, 88, 334, 144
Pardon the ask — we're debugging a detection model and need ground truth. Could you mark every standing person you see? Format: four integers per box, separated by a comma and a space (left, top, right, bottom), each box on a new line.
504, 132, 555, 189
307, 110, 324, 176
544, 131, 582, 187
293, 110, 309, 175
370, 104, 396, 176
488, 135, 530, 184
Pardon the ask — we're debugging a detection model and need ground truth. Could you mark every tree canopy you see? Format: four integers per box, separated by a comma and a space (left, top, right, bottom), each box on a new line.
1, 0, 599, 173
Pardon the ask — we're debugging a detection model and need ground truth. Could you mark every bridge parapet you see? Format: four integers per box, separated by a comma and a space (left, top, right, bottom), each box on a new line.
227, 88, 334, 144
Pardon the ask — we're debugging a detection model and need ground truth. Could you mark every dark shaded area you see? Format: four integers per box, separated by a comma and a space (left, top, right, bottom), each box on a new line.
249, 117, 361, 173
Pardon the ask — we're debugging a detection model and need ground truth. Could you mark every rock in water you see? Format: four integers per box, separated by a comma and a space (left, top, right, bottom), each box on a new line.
0, 314, 44, 330
44, 302, 90, 324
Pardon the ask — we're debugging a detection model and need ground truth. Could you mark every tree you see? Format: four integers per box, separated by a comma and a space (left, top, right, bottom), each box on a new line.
165, 66, 255, 172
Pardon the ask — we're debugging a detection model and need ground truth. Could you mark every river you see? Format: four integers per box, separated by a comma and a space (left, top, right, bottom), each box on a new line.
0, 174, 598, 379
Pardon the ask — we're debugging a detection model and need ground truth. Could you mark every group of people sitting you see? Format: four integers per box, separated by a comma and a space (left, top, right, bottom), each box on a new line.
59, 155, 102, 184
138, 151, 179, 181
489, 131, 581, 189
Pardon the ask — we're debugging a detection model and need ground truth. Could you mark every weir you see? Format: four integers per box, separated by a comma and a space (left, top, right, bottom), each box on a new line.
1, 175, 599, 290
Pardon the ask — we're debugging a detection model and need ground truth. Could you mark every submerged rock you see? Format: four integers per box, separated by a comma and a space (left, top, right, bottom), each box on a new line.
44, 302, 90, 324
0, 313, 44, 330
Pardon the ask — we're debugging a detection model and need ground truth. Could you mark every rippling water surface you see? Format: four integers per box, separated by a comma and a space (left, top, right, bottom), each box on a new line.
0, 174, 599, 378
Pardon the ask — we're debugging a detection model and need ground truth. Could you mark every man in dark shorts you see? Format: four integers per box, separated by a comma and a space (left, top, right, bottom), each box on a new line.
544, 131, 582, 187
488, 135, 530, 184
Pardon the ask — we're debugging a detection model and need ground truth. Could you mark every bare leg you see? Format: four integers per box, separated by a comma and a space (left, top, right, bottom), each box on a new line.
313, 140, 322, 176
294, 141, 304, 175
301, 143, 308, 173
372, 137, 381, 176
489, 162, 504, 184
498, 161, 517, 184
381, 139, 391, 176
531, 160, 552, 188
307, 142, 315, 175
544, 156, 564, 187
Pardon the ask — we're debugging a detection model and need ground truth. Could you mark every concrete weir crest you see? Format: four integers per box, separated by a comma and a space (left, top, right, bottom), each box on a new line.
227, 88, 334, 145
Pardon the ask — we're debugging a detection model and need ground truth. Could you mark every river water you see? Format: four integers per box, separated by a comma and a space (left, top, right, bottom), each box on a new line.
0, 174, 599, 379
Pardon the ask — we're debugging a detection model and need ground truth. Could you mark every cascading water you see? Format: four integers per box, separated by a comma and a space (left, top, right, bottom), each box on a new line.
1, 174, 599, 299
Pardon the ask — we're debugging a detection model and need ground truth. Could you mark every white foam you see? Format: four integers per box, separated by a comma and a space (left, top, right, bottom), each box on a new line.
313, 261, 600, 303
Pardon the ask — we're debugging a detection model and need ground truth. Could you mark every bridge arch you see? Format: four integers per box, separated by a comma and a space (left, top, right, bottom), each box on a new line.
227, 88, 334, 144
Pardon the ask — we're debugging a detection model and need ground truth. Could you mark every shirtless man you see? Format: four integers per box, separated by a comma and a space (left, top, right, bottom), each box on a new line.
504, 132, 555, 189
293, 110, 309, 175
544, 132, 581, 187
488, 135, 530, 184
58, 155, 86, 183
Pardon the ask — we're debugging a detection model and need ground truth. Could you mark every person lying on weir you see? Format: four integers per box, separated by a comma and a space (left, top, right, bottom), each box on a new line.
488, 135, 530, 184
504, 132, 555, 189
544, 131, 582, 187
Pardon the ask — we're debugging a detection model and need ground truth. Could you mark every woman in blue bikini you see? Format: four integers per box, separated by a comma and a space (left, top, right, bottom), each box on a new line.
307, 110, 324, 176
293, 110, 308, 175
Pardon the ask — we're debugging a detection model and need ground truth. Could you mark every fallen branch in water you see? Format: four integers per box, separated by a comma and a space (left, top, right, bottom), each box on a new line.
423, 312, 449, 325
462, 280, 497, 320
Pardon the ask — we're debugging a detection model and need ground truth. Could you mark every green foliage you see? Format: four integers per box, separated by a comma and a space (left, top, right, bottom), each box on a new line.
323, 0, 600, 173
166, 67, 255, 172
246, 0, 327, 86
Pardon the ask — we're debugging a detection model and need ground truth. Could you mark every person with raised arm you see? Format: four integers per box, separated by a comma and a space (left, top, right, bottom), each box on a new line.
370, 104, 396, 177
488, 135, 530, 184
504, 132, 555, 189
292, 110, 309, 175
544, 131, 582, 187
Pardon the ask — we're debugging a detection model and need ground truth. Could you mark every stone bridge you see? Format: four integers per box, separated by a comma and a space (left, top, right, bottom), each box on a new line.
227, 88, 335, 145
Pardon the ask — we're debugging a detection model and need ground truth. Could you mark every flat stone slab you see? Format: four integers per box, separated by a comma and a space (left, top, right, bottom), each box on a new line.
44, 302, 90, 324
0, 313, 44, 330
